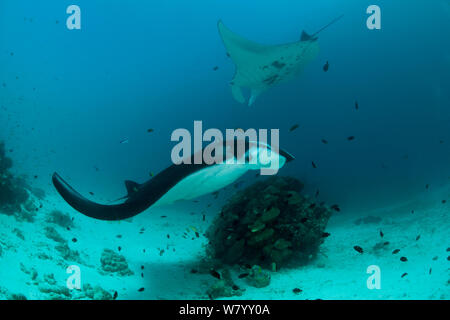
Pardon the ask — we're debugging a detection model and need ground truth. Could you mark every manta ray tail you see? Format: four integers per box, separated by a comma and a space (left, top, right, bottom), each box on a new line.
303, 14, 344, 41
52, 172, 147, 221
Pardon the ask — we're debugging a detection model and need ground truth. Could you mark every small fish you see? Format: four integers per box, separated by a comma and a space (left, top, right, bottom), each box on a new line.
315, 189, 320, 198
322, 232, 331, 238
401, 273, 408, 278
209, 269, 221, 280
425, 184, 429, 189
330, 204, 341, 212
442, 200, 447, 204
72, 238, 77, 243
213, 66, 219, 71
113, 291, 118, 299
380, 230, 384, 238
195, 232, 200, 238
89, 192, 94, 196
120, 138, 129, 144
416, 235, 420, 241
190, 269, 198, 274
311, 161, 317, 169
323, 61, 329, 72
202, 214, 206, 221
308, 203, 316, 209
289, 124, 299, 132
321, 139, 328, 144
392, 249, 400, 254
353, 245, 363, 254
292, 288, 302, 294
355, 101, 359, 110
147, 128, 154, 133
300, 217, 308, 223
347, 136, 355, 141
138, 287, 145, 292
118, 246, 121, 252
429, 268, 432, 275
400, 256, 408, 262
149, 172, 154, 177
238, 273, 249, 279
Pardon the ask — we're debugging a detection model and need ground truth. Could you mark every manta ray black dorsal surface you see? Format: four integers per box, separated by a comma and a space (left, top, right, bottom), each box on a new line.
52, 140, 295, 221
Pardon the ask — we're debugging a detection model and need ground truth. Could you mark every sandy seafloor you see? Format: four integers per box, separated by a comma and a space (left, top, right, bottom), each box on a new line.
0, 184, 449, 300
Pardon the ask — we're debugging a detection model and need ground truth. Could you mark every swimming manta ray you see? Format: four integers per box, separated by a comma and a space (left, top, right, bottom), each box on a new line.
218, 15, 344, 106
52, 140, 294, 221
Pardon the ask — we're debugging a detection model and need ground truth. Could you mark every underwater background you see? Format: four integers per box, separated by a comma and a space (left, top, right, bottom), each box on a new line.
0, 0, 449, 299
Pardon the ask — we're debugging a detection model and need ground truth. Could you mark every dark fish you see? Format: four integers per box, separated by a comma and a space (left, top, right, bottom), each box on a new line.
321, 139, 328, 144
442, 200, 446, 204
308, 203, 316, 209
195, 232, 200, 238
380, 230, 384, 238
118, 246, 121, 252
315, 189, 320, 197
416, 235, 420, 241
353, 245, 363, 254
289, 124, 299, 132
401, 273, 408, 278
323, 61, 329, 72
202, 214, 206, 221
120, 138, 129, 144
147, 128, 154, 133
238, 273, 249, 279
392, 249, 400, 254
301, 217, 308, 223
209, 269, 221, 280
312, 161, 317, 169
190, 269, 198, 274
113, 291, 118, 299
425, 184, 429, 189
322, 232, 331, 238
138, 287, 145, 292
429, 268, 432, 275
72, 238, 77, 243
141, 265, 144, 270
355, 101, 359, 110
292, 288, 302, 294
232, 285, 240, 291
330, 204, 340, 212
400, 256, 408, 262
213, 66, 219, 71
89, 192, 94, 196
347, 136, 355, 141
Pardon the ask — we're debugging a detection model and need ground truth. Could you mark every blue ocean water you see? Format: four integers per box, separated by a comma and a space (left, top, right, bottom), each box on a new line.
0, 0, 449, 300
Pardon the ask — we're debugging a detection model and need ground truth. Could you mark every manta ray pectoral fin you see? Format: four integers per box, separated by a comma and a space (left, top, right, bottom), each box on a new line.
52, 172, 149, 221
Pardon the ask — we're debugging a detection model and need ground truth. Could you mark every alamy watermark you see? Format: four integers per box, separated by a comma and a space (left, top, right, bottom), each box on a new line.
170, 121, 283, 175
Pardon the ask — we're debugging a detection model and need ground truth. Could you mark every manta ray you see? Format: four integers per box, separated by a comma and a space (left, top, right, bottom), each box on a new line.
52, 140, 294, 221
218, 15, 343, 106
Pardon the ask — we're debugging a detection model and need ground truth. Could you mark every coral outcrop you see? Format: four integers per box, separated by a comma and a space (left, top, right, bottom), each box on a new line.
0, 141, 35, 221
206, 176, 332, 269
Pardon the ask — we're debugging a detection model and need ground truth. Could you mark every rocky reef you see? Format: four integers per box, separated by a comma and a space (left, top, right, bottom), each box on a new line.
206, 176, 332, 269
0, 141, 37, 221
